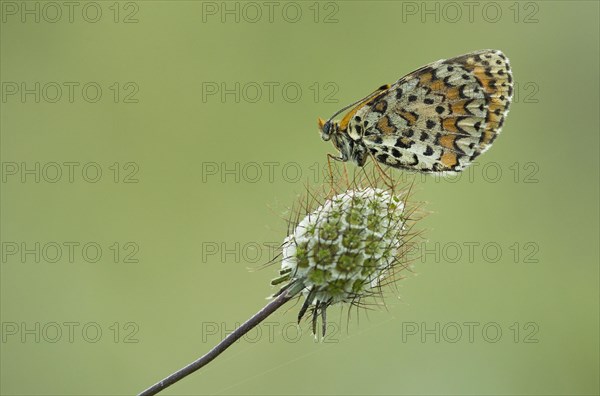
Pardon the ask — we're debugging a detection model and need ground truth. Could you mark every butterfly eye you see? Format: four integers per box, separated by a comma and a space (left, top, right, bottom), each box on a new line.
321, 121, 332, 141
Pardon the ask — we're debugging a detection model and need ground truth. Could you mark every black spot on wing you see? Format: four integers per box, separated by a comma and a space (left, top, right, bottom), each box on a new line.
376, 153, 389, 163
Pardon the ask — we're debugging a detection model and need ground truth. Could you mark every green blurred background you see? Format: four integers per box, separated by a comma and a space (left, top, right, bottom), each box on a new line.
1, 1, 598, 394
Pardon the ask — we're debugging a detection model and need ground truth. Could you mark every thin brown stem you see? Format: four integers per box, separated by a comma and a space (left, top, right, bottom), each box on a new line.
138, 285, 298, 396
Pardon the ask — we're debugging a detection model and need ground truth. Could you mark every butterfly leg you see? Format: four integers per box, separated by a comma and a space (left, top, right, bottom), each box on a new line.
326, 153, 352, 198
341, 162, 349, 188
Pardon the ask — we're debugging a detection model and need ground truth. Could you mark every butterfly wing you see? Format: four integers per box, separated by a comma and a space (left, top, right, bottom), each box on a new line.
348, 49, 513, 173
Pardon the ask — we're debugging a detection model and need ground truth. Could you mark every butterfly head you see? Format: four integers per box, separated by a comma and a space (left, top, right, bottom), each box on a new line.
318, 117, 367, 167
317, 117, 335, 141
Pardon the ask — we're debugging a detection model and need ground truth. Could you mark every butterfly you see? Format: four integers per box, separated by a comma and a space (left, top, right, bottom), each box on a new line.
318, 49, 513, 174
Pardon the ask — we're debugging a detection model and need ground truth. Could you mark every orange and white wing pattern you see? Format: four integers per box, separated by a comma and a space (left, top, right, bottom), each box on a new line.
348, 49, 513, 173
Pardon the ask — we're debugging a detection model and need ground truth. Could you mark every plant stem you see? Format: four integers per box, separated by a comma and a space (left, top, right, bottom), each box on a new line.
138, 285, 298, 396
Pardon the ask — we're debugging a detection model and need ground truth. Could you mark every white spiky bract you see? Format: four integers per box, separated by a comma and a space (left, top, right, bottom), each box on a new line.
278, 188, 407, 310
